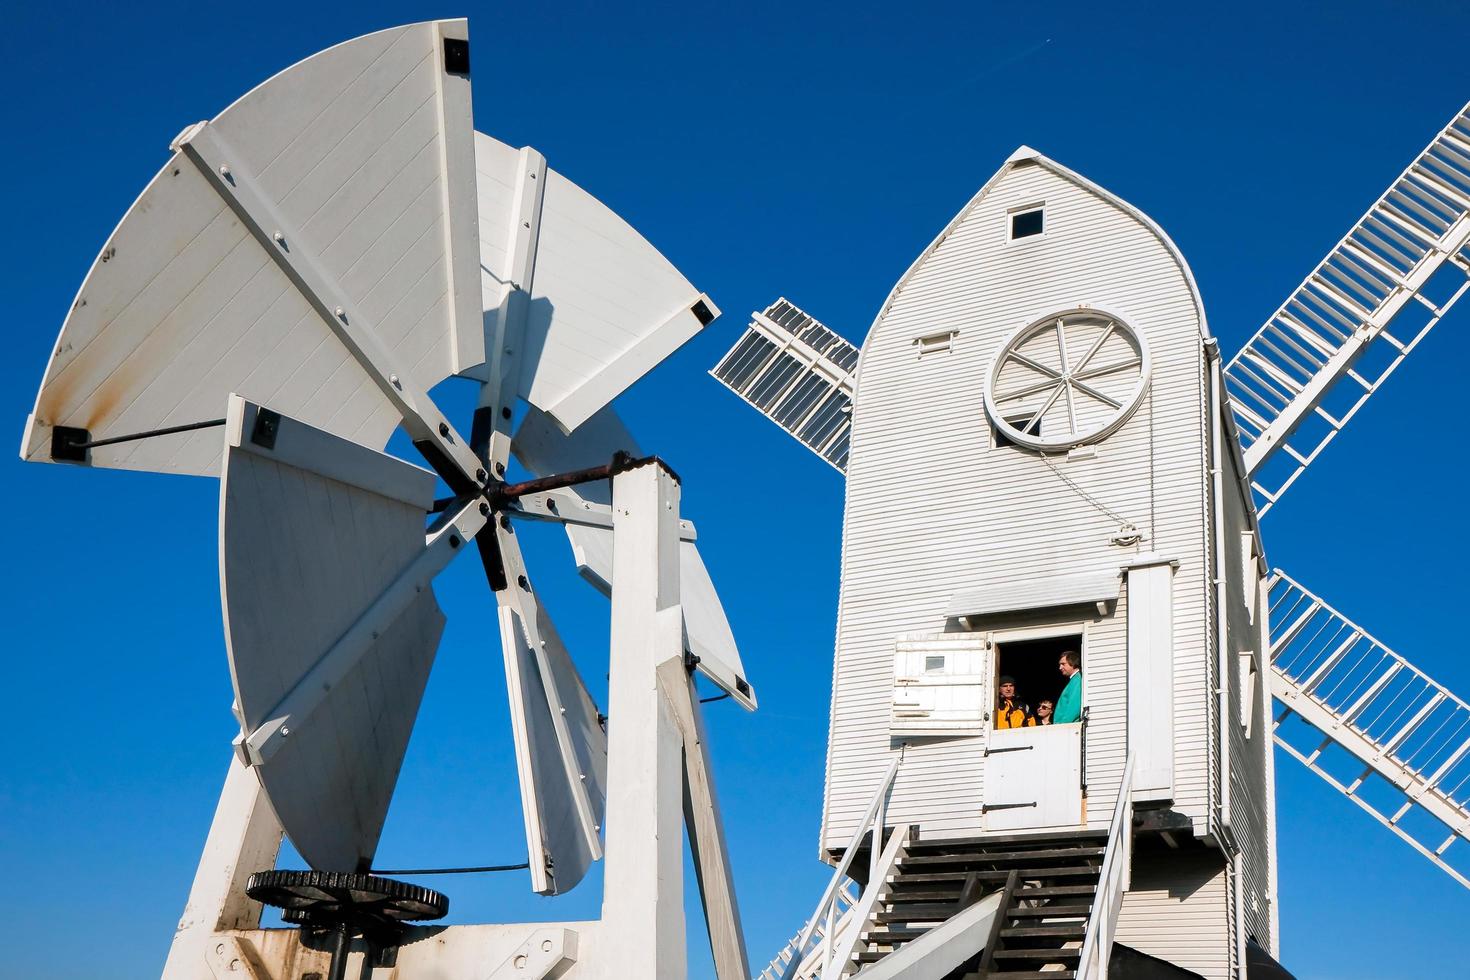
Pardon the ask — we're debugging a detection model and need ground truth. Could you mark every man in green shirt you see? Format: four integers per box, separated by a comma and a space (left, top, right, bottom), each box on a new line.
1054, 649, 1082, 723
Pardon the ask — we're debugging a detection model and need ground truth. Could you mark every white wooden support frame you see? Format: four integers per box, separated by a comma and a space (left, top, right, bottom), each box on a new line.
161, 754, 284, 980
657, 657, 751, 980
475, 146, 548, 471
172, 121, 484, 489
597, 461, 689, 980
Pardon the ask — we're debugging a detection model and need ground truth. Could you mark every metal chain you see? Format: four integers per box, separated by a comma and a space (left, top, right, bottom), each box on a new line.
1036, 450, 1144, 542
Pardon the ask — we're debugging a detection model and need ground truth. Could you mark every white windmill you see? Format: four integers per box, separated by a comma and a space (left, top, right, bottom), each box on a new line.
22, 20, 756, 980
714, 105, 1470, 978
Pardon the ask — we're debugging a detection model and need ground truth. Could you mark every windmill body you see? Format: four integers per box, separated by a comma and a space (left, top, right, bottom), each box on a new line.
721, 106, 1470, 978
830, 150, 1272, 977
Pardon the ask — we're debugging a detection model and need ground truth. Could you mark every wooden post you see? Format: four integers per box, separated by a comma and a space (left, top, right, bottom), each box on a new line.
161, 753, 283, 980
598, 461, 687, 980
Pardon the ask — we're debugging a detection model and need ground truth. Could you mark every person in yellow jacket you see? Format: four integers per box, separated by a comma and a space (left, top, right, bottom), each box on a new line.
995, 676, 1035, 729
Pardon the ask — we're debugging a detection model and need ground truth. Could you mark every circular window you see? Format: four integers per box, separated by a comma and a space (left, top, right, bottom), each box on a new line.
984, 308, 1151, 451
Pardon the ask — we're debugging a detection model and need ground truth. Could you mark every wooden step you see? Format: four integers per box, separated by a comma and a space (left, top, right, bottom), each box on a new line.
893, 866, 1099, 885
873, 904, 955, 923
883, 888, 965, 901
862, 925, 929, 942
992, 947, 1082, 961
1017, 884, 1096, 897
1007, 903, 1092, 917
985, 971, 1077, 979
903, 846, 1104, 866
1000, 923, 1086, 939
906, 829, 1106, 852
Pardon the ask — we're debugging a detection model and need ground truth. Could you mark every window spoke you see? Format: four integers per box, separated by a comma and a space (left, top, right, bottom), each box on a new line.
1073, 357, 1142, 383
1007, 350, 1062, 380
1072, 320, 1115, 374
1071, 376, 1123, 409
996, 376, 1064, 403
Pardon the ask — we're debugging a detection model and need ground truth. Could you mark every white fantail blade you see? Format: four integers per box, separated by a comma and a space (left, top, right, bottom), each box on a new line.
497, 569, 609, 895
472, 132, 721, 434
219, 396, 446, 872
22, 20, 481, 476
513, 406, 757, 710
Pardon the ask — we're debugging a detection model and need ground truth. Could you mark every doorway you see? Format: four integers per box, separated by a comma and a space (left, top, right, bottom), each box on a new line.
995, 633, 1082, 723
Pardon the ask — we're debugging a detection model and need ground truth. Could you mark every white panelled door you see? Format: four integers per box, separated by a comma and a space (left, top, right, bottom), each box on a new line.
982, 725, 1083, 832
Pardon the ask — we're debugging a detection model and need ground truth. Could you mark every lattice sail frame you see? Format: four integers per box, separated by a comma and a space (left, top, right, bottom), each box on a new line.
1268, 570, 1470, 887
710, 298, 858, 472
1225, 102, 1470, 516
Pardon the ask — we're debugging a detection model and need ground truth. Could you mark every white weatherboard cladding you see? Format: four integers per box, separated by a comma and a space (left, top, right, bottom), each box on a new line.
219, 401, 443, 872
1220, 436, 1275, 949
824, 156, 1211, 849
1114, 851, 1231, 980
24, 21, 478, 474
474, 133, 717, 433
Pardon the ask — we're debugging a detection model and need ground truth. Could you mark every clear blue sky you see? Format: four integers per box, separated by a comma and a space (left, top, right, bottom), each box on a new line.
2, 2, 1468, 978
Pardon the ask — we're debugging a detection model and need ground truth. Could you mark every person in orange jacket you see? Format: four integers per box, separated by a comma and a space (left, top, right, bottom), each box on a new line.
995, 675, 1035, 729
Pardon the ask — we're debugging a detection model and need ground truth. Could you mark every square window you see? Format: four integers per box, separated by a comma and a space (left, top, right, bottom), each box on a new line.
994, 415, 1039, 449
925, 655, 946, 673
1010, 208, 1044, 240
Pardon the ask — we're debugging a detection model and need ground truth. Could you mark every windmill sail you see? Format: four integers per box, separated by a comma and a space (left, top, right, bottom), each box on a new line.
21, 20, 481, 476
512, 406, 757, 710
710, 299, 858, 472
1269, 569, 1470, 887
219, 397, 445, 872
1225, 102, 1470, 516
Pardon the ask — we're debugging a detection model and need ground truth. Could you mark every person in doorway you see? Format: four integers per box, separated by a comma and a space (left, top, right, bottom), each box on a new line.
995, 675, 1034, 729
1054, 650, 1082, 724
1034, 699, 1055, 725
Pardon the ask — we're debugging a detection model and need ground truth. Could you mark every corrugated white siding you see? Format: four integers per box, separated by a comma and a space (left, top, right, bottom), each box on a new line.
823, 157, 1212, 848
1115, 850, 1231, 980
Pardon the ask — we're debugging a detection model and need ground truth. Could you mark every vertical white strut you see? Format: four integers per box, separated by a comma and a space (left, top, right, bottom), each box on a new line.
160, 754, 284, 980
598, 461, 688, 979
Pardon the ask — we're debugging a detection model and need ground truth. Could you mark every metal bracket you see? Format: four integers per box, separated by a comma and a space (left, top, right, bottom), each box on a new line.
980, 801, 1037, 813
486, 927, 578, 980
205, 936, 268, 980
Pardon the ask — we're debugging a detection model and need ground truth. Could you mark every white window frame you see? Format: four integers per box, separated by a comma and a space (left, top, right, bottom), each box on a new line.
1007, 202, 1047, 243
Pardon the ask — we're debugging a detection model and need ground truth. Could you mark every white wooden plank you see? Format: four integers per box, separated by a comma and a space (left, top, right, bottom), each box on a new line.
1128, 557, 1177, 800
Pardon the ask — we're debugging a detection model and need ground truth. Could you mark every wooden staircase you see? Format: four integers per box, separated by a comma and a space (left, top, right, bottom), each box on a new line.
847, 829, 1107, 978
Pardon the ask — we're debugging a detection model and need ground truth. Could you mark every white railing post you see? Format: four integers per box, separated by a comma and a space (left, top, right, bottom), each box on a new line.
776, 754, 903, 980
1078, 753, 1137, 980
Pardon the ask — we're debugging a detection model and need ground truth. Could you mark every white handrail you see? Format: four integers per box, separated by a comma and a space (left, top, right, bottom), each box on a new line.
1077, 753, 1136, 980
774, 753, 903, 980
